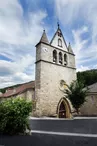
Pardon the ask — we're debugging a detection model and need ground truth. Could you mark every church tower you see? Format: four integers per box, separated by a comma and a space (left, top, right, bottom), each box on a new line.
34, 25, 76, 118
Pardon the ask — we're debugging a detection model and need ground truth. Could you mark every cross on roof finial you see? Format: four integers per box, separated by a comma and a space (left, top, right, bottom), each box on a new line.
57, 22, 60, 29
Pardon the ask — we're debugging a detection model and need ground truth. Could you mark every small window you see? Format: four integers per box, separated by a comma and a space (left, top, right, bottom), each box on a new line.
58, 31, 62, 37
59, 52, 62, 64
58, 39, 62, 47
64, 54, 67, 65
53, 50, 57, 63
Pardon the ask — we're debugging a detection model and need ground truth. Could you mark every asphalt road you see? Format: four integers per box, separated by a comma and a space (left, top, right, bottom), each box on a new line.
1, 133, 97, 146
1, 118, 97, 146
29, 118, 97, 134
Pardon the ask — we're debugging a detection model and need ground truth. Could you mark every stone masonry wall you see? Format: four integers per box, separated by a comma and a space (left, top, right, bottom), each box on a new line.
35, 42, 76, 116
80, 94, 97, 116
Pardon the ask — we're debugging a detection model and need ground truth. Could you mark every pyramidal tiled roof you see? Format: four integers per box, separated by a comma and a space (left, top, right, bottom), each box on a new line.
68, 42, 74, 54
40, 30, 49, 44
86, 82, 97, 93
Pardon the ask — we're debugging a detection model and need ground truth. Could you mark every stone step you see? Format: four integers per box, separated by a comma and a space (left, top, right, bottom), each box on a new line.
29, 117, 97, 134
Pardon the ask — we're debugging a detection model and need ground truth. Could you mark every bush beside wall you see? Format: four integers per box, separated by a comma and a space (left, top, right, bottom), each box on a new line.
0, 98, 32, 135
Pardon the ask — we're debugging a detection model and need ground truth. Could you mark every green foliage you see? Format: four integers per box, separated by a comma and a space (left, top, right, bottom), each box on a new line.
0, 98, 32, 135
0, 88, 6, 94
77, 69, 97, 87
64, 80, 88, 113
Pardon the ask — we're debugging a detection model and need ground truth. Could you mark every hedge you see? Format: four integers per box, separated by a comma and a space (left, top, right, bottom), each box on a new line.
0, 98, 32, 135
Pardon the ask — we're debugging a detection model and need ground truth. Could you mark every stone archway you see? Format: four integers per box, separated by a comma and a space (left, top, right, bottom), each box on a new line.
57, 98, 71, 118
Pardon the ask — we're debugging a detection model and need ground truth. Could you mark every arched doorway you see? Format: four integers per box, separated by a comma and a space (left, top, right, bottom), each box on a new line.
59, 101, 66, 118
57, 98, 71, 118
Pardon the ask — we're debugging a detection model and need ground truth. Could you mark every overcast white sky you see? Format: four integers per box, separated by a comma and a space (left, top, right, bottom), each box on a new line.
0, 0, 97, 88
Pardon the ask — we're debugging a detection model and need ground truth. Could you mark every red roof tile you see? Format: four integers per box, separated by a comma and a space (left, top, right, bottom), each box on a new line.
0, 81, 35, 98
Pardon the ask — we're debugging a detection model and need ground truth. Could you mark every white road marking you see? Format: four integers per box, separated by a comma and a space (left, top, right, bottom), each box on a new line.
74, 117, 97, 119
31, 130, 97, 138
29, 117, 73, 120
30, 116, 97, 120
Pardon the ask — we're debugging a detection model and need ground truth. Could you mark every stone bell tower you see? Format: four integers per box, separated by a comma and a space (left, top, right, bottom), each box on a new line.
34, 24, 76, 117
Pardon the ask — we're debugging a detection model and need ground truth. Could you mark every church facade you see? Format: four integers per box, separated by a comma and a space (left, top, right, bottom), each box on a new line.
2, 25, 97, 117
34, 25, 76, 118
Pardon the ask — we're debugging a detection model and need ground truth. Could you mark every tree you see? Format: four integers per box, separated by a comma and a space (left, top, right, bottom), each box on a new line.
63, 80, 88, 114
77, 69, 97, 87
0, 98, 32, 135
0, 88, 6, 94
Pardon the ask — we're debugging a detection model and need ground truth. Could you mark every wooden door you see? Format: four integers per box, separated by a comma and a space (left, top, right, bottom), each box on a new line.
59, 101, 66, 118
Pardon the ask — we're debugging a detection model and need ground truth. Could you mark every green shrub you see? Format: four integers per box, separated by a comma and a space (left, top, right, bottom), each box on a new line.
64, 80, 88, 114
0, 98, 32, 135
